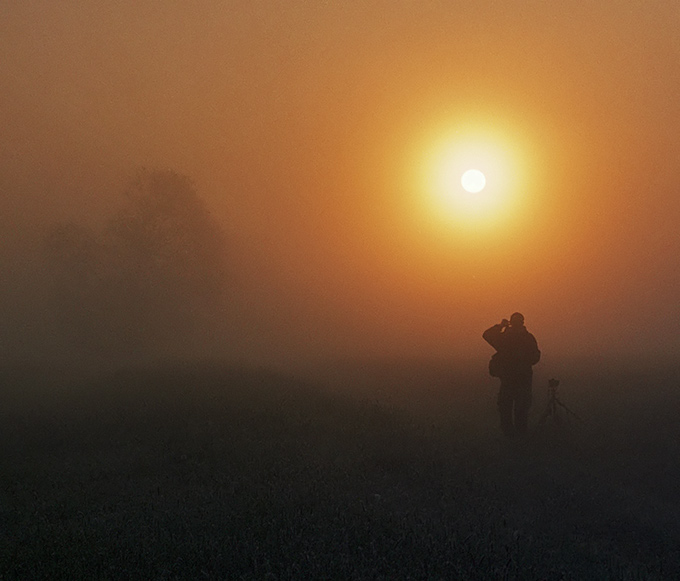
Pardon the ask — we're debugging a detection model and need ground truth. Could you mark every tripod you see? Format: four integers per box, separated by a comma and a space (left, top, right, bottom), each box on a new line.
538, 378, 583, 425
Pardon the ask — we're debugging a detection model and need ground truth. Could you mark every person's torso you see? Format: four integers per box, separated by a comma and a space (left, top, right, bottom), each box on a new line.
498, 328, 537, 372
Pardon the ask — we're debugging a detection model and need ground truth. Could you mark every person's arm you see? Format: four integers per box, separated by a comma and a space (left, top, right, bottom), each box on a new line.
482, 323, 506, 350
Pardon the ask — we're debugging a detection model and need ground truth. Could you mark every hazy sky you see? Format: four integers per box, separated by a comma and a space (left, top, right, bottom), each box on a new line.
2, 1, 679, 365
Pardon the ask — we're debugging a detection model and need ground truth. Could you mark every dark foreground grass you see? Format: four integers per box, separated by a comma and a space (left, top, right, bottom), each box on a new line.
1, 361, 680, 579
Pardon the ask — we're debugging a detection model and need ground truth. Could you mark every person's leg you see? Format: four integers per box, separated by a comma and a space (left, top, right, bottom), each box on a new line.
514, 380, 533, 435
497, 382, 515, 437
514, 403, 529, 435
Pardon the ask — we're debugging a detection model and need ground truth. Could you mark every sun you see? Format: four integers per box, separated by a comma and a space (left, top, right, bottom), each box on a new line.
461, 169, 486, 193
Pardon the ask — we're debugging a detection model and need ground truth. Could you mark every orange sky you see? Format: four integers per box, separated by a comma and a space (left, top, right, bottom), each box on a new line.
1, 1, 679, 365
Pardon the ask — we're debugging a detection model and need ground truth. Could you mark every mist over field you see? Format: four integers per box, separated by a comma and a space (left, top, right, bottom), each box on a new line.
2, 357, 680, 578
0, 164, 677, 373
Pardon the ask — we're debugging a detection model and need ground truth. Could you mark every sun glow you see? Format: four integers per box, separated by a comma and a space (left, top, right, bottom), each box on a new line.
415, 123, 529, 236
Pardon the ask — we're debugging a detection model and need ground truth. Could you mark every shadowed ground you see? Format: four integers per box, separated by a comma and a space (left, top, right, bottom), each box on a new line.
1, 361, 680, 579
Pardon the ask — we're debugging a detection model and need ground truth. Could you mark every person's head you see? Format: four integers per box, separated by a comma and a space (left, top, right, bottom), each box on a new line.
509, 312, 525, 327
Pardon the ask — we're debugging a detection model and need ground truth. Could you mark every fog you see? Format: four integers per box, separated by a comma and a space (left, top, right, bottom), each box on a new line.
6, 5, 680, 576
2, 1, 680, 372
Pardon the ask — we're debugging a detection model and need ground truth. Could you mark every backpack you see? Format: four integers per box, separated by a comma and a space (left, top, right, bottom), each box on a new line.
488, 352, 504, 378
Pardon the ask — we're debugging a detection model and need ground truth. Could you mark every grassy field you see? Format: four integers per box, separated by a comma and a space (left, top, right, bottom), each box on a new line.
1, 360, 680, 579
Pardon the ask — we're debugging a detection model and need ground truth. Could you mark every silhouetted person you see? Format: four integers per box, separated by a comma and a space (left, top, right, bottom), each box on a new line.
483, 312, 541, 438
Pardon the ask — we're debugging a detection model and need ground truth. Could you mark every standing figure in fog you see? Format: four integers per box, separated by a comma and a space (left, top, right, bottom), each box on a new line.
483, 313, 541, 438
